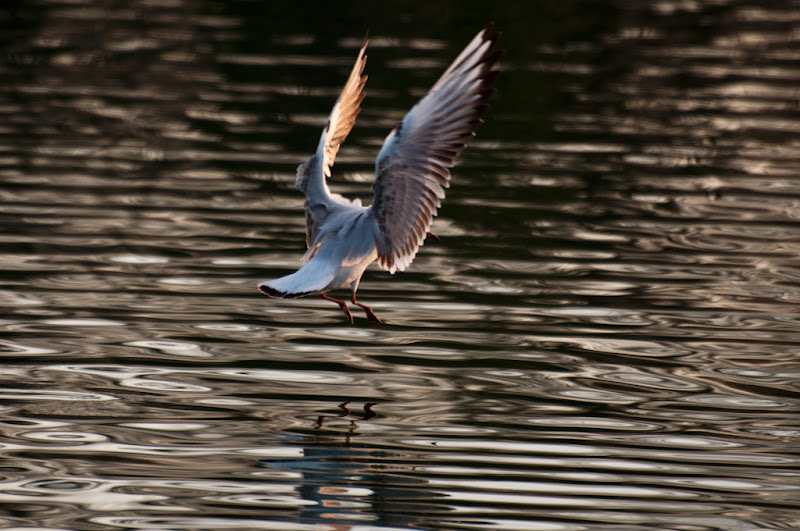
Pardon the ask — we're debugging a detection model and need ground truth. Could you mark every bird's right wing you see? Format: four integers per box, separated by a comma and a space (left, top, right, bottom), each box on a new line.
368, 24, 501, 274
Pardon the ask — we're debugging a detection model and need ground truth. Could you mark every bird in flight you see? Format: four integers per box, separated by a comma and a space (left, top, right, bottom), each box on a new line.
258, 24, 502, 324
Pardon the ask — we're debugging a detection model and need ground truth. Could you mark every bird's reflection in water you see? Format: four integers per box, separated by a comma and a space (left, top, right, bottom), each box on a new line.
314, 401, 377, 434
258, 402, 395, 526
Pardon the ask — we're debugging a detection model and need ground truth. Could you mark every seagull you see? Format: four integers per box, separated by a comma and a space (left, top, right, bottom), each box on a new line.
258, 24, 502, 324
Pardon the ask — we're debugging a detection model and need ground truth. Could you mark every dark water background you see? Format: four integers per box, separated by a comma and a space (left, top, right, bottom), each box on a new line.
2, 1, 800, 529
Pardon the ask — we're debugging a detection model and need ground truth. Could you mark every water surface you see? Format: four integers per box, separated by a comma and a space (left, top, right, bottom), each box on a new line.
1, 1, 799, 529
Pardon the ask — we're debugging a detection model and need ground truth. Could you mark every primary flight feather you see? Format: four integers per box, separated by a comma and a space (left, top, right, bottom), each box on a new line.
259, 24, 502, 324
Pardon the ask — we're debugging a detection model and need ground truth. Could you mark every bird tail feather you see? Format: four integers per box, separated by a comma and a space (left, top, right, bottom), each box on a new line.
258, 256, 334, 299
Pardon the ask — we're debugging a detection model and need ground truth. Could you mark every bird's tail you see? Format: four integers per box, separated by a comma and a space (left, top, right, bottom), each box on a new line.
258, 256, 335, 299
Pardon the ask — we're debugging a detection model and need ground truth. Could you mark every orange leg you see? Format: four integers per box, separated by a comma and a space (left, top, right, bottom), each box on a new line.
320, 293, 353, 324
351, 292, 382, 324
426, 231, 440, 241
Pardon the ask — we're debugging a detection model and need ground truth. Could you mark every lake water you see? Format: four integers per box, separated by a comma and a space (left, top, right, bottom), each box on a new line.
1, 1, 799, 529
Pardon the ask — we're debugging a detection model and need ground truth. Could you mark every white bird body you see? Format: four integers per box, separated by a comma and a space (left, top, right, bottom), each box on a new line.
263, 203, 378, 297
259, 24, 502, 323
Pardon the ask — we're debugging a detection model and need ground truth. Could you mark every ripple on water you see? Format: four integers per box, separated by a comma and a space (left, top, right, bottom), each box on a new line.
90, 516, 365, 530
125, 340, 216, 358
0, 389, 115, 401
0, 478, 170, 512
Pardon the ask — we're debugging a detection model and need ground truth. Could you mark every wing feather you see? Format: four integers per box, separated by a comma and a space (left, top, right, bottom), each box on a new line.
368, 24, 502, 273
321, 43, 369, 178
295, 43, 368, 251
295, 43, 368, 194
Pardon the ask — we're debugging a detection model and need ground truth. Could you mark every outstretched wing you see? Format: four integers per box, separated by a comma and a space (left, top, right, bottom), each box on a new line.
295, 42, 368, 253
368, 24, 501, 274
296, 42, 368, 196
320, 42, 369, 178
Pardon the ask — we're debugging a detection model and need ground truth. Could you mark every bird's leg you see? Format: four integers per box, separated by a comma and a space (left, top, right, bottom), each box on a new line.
320, 293, 353, 324
426, 231, 440, 241
350, 292, 382, 324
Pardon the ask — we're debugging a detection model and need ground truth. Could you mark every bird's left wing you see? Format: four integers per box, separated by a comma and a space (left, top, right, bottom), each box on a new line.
296, 42, 368, 195
368, 25, 501, 274
296, 43, 368, 257
320, 42, 369, 178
